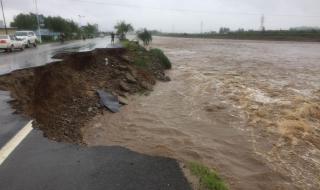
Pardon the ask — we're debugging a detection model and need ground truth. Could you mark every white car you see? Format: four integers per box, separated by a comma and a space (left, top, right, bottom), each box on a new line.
0, 35, 25, 52
15, 31, 38, 48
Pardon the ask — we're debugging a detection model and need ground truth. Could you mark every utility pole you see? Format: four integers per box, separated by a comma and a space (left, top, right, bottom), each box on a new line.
34, 0, 42, 43
78, 15, 85, 38
0, 0, 7, 35
200, 21, 203, 37
260, 14, 265, 32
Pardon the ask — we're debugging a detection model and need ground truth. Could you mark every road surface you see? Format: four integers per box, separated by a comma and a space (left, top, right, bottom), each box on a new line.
0, 38, 191, 190
0, 37, 112, 76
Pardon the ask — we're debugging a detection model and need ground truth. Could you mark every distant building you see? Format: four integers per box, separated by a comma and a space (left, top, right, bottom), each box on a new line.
0, 28, 17, 35
0, 20, 17, 35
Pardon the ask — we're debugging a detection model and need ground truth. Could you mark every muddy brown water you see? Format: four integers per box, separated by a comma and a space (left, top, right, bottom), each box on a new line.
84, 37, 320, 190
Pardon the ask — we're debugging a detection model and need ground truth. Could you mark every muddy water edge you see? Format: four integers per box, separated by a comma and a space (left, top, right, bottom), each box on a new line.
84, 37, 320, 190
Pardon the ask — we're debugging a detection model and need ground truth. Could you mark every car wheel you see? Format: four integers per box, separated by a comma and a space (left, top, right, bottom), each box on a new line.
33, 43, 37, 48
20, 46, 25, 51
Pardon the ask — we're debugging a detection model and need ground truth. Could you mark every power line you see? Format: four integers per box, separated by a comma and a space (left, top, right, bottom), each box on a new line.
63, 0, 320, 19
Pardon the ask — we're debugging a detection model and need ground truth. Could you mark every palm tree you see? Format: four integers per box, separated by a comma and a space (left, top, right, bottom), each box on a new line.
114, 21, 134, 40
137, 29, 152, 47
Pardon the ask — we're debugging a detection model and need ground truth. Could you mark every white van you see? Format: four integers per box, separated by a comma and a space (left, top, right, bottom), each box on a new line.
15, 31, 38, 48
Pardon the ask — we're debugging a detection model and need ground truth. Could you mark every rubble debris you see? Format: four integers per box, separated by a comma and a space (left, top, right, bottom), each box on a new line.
118, 96, 129, 105
125, 73, 137, 83
120, 81, 131, 92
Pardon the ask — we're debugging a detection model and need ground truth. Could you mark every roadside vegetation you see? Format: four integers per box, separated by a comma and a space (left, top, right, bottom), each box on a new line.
122, 40, 171, 71
115, 21, 134, 40
137, 28, 153, 46
150, 48, 171, 69
189, 162, 228, 190
118, 22, 171, 70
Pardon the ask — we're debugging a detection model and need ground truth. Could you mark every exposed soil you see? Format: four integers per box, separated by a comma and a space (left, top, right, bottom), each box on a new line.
0, 46, 169, 144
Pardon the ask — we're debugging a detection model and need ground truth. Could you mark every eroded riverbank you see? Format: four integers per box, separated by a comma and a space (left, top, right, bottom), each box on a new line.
84, 37, 320, 189
0, 44, 171, 144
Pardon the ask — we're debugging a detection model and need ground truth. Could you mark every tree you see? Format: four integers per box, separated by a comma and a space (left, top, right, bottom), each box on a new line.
115, 21, 134, 40
137, 28, 152, 46
219, 27, 230, 34
81, 24, 98, 37
11, 13, 38, 30
11, 13, 81, 38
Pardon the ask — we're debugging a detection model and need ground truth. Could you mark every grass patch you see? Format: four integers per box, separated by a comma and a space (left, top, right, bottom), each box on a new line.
133, 57, 148, 68
150, 48, 172, 69
121, 40, 146, 52
121, 41, 172, 70
189, 162, 228, 190
121, 40, 149, 68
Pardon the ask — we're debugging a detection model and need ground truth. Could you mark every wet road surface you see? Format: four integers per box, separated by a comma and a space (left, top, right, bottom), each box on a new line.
0, 130, 191, 190
0, 91, 29, 148
0, 37, 110, 76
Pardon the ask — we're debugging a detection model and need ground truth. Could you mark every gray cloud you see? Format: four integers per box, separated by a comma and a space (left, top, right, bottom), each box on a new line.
1, 0, 320, 32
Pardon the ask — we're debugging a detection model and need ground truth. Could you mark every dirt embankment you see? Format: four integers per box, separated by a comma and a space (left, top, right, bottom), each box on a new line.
0, 44, 170, 144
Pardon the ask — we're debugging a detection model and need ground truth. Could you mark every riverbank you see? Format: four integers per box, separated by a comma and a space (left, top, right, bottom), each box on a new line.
0, 42, 171, 144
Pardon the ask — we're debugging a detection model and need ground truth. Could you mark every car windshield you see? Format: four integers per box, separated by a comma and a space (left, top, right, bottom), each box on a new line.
0, 35, 8, 39
15, 32, 28, 36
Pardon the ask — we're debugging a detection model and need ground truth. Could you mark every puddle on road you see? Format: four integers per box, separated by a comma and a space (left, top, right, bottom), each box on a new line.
84, 37, 320, 190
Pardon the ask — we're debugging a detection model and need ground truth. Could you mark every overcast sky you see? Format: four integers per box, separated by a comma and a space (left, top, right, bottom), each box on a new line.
1, 0, 320, 32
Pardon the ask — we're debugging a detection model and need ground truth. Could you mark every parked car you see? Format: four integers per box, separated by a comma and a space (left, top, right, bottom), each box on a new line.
15, 31, 38, 48
0, 35, 25, 52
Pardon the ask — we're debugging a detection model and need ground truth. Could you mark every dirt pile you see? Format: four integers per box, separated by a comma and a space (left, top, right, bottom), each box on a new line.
0, 46, 170, 144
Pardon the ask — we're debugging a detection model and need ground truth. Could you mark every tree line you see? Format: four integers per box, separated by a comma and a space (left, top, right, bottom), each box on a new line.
10, 13, 98, 39
151, 27, 320, 42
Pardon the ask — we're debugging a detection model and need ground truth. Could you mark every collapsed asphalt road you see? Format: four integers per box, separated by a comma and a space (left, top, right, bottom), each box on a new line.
0, 40, 192, 190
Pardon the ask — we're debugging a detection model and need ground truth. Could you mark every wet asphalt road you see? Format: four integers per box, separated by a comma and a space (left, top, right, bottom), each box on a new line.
0, 38, 191, 190
0, 37, 110, 76
0, 91, 29, 148
0, 131, 191, 190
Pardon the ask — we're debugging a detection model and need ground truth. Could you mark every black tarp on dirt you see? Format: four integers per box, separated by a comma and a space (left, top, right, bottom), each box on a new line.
97, 90, 121, 113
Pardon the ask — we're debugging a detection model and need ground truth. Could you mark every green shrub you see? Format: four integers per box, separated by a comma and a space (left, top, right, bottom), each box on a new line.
189, 162, 228, 190
150, 48, 172, 69
137, 28, 152, 46
133, 57, 148, 68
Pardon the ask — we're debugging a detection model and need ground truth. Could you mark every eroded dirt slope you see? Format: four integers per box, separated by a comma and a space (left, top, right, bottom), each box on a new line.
0, 46, 169, 143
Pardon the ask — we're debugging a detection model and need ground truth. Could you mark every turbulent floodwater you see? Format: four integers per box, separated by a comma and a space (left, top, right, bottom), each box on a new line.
84, 37, 320, 190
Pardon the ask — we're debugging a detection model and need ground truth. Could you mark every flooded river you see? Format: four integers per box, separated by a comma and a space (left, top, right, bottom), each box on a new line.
84, 37, 320, 190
